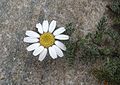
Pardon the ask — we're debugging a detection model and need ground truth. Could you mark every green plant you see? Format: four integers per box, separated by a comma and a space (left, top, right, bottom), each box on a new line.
79, 17, 109, 62
90, 1, 120, 83
107, 0, 120, 24
78, 16, 120, 84
89, 0, 120, 83
64, 23, 76, 66
65, 41, 77, 66
92, 58, 120, 85
107, 0, 120, 15
64, 1, 120, 83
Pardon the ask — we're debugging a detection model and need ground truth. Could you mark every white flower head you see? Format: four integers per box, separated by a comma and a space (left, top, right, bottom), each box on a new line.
24, 20, 69, 61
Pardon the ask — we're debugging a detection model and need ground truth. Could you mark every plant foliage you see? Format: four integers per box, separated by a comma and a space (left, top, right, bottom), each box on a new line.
64, 23, 76, 66
65, 1, 120, 84
80, 16, 120, 84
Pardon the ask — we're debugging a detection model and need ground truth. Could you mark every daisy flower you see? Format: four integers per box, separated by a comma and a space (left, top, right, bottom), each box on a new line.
23, 20, 69, 61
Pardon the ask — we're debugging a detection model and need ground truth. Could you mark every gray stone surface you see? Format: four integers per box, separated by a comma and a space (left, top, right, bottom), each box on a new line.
0, 0, 109, 85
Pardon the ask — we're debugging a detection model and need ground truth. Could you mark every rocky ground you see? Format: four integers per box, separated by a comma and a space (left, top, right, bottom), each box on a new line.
0, 0, 110, 85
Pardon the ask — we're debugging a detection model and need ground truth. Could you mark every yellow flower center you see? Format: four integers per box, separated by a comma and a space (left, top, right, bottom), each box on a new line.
40, 32, 55, 48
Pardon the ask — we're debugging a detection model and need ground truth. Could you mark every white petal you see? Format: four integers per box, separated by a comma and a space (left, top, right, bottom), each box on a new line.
53, 27, 66, 36
52, 45, 64, 57
49, 20, 56, 33
39, 48, 47, 61
55, 41, 66, 51
33, 46, 44, 56
36, 23, 43, 34
48, 47, 57, 59
26, 43, 40, 51
42, 20, 49, 32
23, 37, 39, 43
55, 34, 69, 40
26, 31, 40, 38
